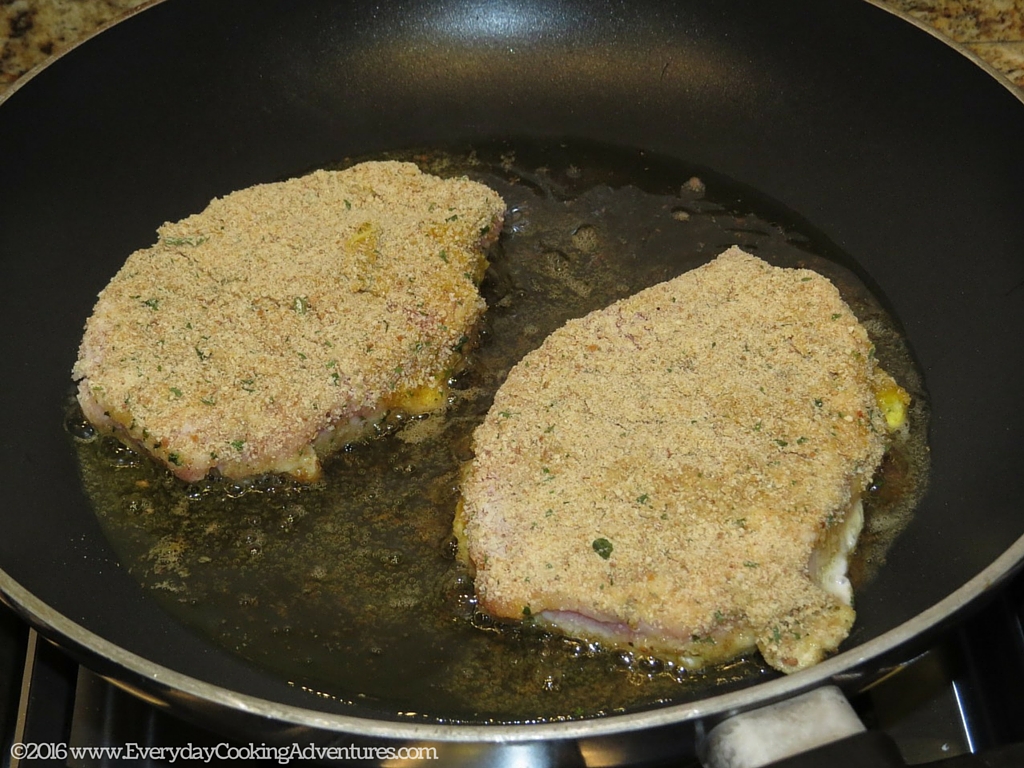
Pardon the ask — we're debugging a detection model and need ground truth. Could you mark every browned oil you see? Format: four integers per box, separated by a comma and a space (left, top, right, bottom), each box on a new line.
69, 140, 930, 724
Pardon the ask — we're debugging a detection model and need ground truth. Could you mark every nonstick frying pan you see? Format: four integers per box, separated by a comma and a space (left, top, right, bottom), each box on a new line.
1, 0, 1024, 761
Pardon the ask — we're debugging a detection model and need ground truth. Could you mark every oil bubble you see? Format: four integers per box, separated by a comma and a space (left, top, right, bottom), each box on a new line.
637, 656, 664, 674
508, 205, 530, 235
614, 650, 636, 668
64, 412, 97, 442
471, 611, 495, 629
225, 482, 250, 499
99, 438, 141, 468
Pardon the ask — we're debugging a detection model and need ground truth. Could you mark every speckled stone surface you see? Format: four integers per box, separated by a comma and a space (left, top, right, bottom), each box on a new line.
2, 0, 1023, 96
880, 0, 1024, 41
0, 0, 148, 94
878, 0, 1024, 87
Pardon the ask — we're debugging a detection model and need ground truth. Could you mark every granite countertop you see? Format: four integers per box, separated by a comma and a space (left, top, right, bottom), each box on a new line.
2, 0, 1023, 97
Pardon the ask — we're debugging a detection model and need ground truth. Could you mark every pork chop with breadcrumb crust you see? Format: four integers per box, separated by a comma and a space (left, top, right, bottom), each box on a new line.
457, 247, 909, 673
74, 161, 505, 482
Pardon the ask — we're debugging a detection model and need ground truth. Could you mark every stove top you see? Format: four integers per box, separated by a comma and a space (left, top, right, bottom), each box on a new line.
3, 570, 1024, 768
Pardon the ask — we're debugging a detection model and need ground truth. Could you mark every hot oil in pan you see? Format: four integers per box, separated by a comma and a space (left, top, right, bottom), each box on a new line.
69, 141, 930, 723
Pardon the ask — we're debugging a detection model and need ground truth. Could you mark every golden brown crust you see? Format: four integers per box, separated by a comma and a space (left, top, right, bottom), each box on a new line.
73, 161, 505, 481
460, 247, 895, 672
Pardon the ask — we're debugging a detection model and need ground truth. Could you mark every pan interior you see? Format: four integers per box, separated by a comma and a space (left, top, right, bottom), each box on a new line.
67, 140, 929, 724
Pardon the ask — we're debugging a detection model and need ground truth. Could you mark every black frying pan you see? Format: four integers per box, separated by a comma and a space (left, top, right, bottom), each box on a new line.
2, 0, 1024, 760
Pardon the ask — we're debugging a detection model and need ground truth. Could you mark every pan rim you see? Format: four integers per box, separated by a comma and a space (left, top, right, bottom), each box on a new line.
865, 0, 1024, 108
3, 534, 1024, 741
2, 0, 1023, 744
3, 1, 1023, 112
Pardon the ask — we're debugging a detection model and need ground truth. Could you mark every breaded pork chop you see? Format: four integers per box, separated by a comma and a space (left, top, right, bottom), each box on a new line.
458, 247, 909, 673
74, 161, 505, 482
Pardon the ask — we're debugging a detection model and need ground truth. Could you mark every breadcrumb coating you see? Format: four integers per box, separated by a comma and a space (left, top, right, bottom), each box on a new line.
459, 247, 902, 673
74, 161, 505, 482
